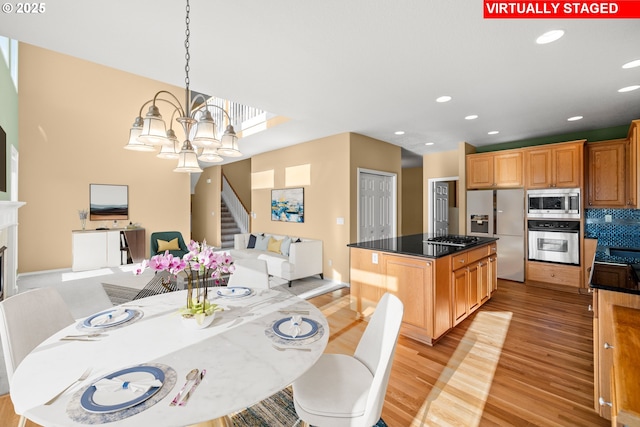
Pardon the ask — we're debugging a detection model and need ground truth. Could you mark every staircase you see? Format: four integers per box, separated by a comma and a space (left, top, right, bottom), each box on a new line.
220, 201, 241, 249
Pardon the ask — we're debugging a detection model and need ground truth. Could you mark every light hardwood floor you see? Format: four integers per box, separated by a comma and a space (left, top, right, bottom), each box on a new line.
1, 280, 608, 426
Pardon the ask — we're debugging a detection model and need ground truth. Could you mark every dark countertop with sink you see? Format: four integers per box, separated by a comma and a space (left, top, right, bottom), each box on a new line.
347, 234, 498, 259
590, 244, 640, 295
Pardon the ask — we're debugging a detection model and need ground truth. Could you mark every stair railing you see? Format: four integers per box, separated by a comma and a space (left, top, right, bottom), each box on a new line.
221, 174, 249, 234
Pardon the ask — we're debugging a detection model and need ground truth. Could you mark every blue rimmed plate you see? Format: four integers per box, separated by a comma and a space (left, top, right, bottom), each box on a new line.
272, 317, 319, 340
82, 309, 136, 329
217, 286, 252, 298
80, 365, 164, 413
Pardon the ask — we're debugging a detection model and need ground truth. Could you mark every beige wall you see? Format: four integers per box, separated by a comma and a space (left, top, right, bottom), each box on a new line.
222, 159, 252, 212
191, 166, 222, 245
18, 44, 191, 273
251, 133, 351, 282
422, 149, 461, 233
401, 167, 423, 235
349, 133, 403, 243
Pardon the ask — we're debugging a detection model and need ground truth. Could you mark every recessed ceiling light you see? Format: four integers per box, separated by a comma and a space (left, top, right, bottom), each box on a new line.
488, 131, 499, 135
425, 142, 434, 146
465, 115, 478, 120
619, 85, 640, 93
436, 96, 452, 103
622, 59, 640, 69
567, 116, 583, 121
394, 131, 405, 135
536, 30, 564, 44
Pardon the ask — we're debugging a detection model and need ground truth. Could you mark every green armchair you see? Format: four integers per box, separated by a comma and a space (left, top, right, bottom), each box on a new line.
150, 231, 189, 258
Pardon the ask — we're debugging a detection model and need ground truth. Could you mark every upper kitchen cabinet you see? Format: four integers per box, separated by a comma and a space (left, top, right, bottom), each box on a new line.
466, 149, 523, 189
586, 138, 635, 208
524, 140, 584, 189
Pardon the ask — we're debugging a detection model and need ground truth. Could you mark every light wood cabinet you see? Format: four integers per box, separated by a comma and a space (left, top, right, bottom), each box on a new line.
593, 289, 640, 420
451, 245, 493, 326
584, 238, 598, 289
586, 139, 629, 208
524, 140, 584, 189
383, 255, 428, 329
452, 267, 468, 325
466, 150, 523, 189
611, 305, 640, 426
488, 250, 498, 294
526, 260, 581, 288
350, 242, 495, 345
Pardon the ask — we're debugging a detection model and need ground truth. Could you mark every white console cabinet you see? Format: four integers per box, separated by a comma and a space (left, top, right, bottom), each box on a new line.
72, 230, 121, 272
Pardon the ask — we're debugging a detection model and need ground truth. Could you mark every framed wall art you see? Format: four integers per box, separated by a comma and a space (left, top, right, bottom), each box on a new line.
271, 188, 304, 223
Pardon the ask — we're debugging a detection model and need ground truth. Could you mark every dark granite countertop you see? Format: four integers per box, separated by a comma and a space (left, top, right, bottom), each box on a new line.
590, 245, 640, 295
347, 234, 498, 259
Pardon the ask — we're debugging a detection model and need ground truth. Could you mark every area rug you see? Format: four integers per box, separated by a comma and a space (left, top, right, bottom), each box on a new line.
101, 283, 141, 306
231, 387, 388, 427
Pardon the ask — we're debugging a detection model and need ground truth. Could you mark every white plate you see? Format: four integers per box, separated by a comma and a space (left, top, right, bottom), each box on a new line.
81, 366, 164, 413
217, 286, 252, 298
82, 309, 135, 329
272, 317, 319, 340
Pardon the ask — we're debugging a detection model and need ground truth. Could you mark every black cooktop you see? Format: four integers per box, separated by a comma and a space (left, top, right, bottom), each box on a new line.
424, 235, 482, 247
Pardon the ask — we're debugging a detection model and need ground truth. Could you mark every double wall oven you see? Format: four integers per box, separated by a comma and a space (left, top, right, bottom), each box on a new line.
526, 188, 581, 265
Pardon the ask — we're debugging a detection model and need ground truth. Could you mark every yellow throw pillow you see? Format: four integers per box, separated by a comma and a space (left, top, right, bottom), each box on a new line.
267, 237, 283, 254
157, 238, 180, 252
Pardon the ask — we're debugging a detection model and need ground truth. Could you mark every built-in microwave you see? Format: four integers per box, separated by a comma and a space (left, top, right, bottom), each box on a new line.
527, 188, 580, 219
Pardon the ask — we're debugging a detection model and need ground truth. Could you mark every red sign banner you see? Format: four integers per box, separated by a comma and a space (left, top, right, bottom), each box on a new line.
484, 1, 640, 18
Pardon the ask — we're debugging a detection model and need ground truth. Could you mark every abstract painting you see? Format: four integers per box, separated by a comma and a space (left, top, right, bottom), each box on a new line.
271, 188, 304, 223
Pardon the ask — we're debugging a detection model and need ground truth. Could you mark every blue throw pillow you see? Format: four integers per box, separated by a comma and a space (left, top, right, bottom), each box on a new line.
255, 234, 270, 251
247, 234, 257, 249
280, 237, 292, 256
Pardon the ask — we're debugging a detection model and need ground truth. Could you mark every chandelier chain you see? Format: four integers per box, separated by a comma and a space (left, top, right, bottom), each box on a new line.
184, 0, 191, 104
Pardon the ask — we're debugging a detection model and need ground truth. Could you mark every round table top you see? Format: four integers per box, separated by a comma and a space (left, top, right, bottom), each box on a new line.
10, 287, 328, 427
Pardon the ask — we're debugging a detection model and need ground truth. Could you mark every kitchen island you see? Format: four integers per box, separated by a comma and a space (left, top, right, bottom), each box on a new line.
348, 234, 498, 345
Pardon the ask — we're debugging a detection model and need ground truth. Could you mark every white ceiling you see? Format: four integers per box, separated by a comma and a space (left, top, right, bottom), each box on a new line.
1, 1, 639, 167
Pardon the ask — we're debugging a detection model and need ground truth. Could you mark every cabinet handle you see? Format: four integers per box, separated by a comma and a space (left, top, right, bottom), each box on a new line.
598, 397, 612, 407
459, 259, 465, 263
478, 263, 484, 267
587, 288, 594, 294
588, 304, 592, 312
550, 273, 555, 277
603, 342, 614, 349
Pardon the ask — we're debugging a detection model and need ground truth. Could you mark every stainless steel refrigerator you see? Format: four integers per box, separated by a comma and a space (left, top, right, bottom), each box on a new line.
467, 189, 525, 282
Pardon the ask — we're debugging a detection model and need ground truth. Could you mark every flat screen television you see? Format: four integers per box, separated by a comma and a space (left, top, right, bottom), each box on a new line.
89, 184, 128, 221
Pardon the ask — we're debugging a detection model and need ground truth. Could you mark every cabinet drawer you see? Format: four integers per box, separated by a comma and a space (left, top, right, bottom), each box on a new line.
467, 246, 490, 264
527, 261, 580, 286
452, 253, 468, 270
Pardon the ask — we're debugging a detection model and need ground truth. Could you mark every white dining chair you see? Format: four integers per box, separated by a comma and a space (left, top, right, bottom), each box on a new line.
292, 292, 404, 427
227, 258, 271, 289
0, 287, 75, 427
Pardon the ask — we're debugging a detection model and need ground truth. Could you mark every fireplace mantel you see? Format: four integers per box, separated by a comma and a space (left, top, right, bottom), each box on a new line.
0, 201, 26, 298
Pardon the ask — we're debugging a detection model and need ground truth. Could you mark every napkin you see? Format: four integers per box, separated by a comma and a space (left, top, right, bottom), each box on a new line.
288, 315, 302, 338
92, 309, 127, 326
93, 376, 163, 394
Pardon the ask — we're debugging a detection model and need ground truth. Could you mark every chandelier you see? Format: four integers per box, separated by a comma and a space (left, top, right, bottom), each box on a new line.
124, 0, 241, 173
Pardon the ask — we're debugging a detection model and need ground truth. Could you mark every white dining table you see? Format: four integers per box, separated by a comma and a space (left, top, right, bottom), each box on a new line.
10, 286, 328, 427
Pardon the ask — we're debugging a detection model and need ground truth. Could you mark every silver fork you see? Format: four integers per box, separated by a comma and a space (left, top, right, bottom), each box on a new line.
44, 367, 92, 405
272, 344, 311, 352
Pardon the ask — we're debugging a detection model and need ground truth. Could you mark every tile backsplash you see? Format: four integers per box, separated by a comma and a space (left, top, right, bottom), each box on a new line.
585, 208, 640, 248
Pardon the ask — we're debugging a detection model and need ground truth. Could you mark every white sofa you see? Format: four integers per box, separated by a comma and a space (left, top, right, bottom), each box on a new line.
230, 233, 323, 286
